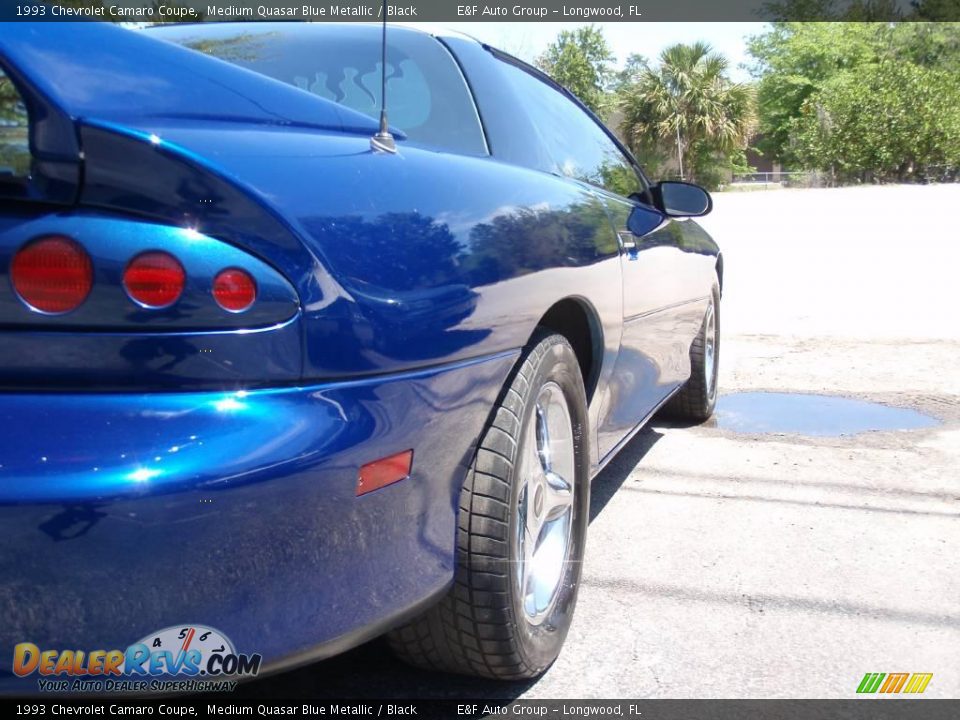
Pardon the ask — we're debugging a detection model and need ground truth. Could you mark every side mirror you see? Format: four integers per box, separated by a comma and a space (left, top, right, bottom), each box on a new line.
652, 181, 712, 218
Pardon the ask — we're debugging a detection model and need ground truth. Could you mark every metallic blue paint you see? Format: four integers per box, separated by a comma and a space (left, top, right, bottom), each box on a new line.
0, 21, 722, 688
0, 322, 302, 391
0, 351, 517, 692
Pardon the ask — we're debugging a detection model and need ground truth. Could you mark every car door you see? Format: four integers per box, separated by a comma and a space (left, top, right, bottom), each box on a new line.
454, 52, 705, 462
597, 191, 713, 458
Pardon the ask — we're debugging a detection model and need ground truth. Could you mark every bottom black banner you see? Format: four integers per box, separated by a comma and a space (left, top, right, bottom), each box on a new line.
1, 699, 958, 720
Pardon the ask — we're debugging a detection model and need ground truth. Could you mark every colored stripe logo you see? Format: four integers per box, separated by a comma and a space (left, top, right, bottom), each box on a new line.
857, 672, 933, 694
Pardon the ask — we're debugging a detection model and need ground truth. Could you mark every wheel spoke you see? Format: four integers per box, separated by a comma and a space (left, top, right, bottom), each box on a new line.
536, 403, 551, 471
528, 408, 545, 474
525, 467, 549, 540
543, 470, 573, 521
521, 507, 538, 615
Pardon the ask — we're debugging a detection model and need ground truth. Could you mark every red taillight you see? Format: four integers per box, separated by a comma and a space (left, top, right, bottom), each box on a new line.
357, 450, 414, 496
11, 236, 93, 314
213, 268, 256, 312
123, 252, 185, 309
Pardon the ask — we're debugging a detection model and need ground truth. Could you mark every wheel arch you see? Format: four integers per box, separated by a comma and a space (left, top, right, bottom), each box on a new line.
533, 297, 603, 404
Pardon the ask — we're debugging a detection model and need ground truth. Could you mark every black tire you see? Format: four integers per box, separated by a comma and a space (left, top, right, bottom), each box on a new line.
665, 281, 720, 422
388, 332, 590, 679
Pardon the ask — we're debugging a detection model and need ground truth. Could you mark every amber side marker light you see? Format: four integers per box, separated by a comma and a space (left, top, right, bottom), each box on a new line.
357, 450, 414, 496
11, 236, 93, 314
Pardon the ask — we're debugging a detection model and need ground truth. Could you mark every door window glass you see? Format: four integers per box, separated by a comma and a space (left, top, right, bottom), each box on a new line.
494, 59, 643, 198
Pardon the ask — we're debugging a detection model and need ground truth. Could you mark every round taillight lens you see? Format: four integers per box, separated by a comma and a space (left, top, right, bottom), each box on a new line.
213, 268, 256, 313
123, 252, 185, 309
11, 236, 93, 314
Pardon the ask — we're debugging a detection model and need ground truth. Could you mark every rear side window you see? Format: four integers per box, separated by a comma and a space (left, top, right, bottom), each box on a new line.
160, 26, 486, 156
0, 67, 31, 191
493, 59, 643, 198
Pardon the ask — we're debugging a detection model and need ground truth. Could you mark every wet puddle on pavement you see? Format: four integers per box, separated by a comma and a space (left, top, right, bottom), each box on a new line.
715, 392, 939, 437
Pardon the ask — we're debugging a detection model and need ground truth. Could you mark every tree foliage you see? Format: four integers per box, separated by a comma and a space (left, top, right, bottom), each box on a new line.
760, 0, 903, 20
0, 71, 29, 178
911, 0, 960, 20
793, 61, 960, 181
762, 0, 960, 20
619, 42, 756, 188
611, 53, 649, 92
536, 25, 615, 115
748, 22, 960, 181
747, 23, 882, 164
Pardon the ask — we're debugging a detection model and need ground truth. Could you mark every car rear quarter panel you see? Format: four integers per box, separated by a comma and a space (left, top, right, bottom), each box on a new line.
96, 122, 627, 449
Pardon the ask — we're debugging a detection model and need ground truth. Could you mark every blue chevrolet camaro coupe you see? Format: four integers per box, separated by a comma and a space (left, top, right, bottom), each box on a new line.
0, 22, 721, 685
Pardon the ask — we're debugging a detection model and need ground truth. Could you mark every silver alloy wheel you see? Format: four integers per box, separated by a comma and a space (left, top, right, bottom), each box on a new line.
515, 381, 576, 626
704, 301, 717, 398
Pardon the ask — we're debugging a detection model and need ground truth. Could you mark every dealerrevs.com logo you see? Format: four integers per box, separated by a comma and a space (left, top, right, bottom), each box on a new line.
13, 625, 262, 693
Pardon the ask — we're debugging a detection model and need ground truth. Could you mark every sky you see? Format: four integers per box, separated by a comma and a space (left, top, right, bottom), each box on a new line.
409, 22, 768, 82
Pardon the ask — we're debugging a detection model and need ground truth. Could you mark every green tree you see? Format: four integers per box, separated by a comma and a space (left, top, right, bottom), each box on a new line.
760, 0, 902, 19
747, 23, 884, 165
611, 53, 649, 92
536, 25, 614, 115
793, 61, 960, 181
748, 22, 960, 170
763, 0, 960, 19
911, 0, 960, 20
619, 42, 756, 188
890, 21, 960, 70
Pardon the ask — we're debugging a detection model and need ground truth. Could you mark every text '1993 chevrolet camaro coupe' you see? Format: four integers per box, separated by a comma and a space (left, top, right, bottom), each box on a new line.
0, 22, 721, 685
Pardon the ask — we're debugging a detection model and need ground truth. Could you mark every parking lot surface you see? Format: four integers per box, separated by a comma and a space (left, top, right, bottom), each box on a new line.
243, 184, 960, 699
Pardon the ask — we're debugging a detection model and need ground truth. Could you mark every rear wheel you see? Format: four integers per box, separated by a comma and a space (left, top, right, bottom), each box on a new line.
388, 332, 589, 679
666, 281, 720, 421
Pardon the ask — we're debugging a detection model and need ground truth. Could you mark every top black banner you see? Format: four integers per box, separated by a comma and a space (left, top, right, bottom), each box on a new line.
5, 0, 960, 22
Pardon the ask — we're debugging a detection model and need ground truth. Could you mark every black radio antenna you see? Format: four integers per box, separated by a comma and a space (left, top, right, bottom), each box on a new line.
370, 0, 397, 153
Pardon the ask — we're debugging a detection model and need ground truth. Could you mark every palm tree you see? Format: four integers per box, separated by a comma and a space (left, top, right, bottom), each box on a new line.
620, 42, 756, 185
